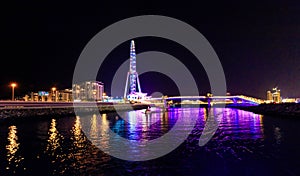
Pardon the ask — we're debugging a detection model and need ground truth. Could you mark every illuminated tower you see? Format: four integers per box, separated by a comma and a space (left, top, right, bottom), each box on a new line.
124, 40, 142, 99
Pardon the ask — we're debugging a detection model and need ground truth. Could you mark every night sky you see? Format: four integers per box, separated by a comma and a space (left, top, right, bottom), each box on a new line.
1, 1, 300, 99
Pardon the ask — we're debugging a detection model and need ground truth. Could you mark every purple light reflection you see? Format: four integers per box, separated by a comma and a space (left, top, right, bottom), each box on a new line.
79, 107, 265, 161
217, 108, 264, 140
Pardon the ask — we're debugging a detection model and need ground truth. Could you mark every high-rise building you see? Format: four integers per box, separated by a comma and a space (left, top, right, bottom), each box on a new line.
273, 88, 281, 103
72, 81, 104, 101
266, 87, 281, 103
267, 91, 273, 101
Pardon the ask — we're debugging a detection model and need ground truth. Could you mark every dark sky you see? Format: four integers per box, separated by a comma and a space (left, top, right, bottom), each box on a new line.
1, 1, 300, 99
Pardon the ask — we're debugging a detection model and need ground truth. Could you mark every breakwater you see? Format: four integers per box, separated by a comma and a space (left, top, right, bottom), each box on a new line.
235, 103, 300, 117
0, 103, 149, 123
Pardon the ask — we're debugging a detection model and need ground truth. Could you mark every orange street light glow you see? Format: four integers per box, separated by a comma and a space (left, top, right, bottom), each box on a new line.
11, 83, 17, 87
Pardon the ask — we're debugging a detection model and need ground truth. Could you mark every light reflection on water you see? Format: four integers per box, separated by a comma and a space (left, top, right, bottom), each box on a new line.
6, 125, 25, 174
0, 107, 299, 175
87, 114, 110, 151
44, 119, 68, 175
218, 108, 264, 140
45, 119, 64, 155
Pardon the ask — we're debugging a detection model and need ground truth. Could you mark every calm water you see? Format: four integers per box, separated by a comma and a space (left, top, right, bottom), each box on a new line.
0, 107, 299, 176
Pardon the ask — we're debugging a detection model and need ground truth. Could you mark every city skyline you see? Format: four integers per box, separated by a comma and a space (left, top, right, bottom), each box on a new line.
1, 1, 300, 99
1, 2, 300, 175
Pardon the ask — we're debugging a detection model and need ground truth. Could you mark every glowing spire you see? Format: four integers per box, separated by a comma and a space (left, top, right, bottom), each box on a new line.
124, 40, 142, 98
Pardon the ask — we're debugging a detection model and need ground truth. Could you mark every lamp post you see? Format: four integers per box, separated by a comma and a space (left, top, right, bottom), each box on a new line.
102, 92, 107, 102
10, 83, 17, 101
52, 87, 56, 102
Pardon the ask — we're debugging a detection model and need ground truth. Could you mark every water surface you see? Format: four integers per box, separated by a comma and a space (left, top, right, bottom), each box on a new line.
0, 107, 299, 175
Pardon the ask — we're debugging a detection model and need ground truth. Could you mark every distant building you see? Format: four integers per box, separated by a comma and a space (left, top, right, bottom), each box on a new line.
72, 81, 104, 101
24, 89, 72, 102
57, 89, 73, 102
266, 87, 282, 103
26, 91, 50, 102
127, 92, 150, 103
207, 93, 213, 97
272, 87, 281, 103
282, 98, 296, 103
267, 91, 272, 101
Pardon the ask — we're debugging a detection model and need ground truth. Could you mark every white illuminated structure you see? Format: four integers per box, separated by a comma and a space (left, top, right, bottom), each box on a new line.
123, 40, 149, 102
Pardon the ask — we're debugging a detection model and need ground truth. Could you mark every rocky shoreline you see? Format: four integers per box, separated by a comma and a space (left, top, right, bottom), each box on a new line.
234, 103, 300, 117
0, 103, 149, 123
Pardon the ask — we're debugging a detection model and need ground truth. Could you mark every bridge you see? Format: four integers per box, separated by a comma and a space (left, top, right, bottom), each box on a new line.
122, 40, 264, 107
147, 95, 264, 107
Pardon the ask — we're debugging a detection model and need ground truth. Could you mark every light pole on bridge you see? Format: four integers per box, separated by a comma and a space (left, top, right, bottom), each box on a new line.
10, 83, 17, 101
52, 87, 57, 102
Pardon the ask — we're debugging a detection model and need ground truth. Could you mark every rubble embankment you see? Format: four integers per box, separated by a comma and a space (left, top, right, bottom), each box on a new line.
235, 103, 300, 117
0, 103, 149, 123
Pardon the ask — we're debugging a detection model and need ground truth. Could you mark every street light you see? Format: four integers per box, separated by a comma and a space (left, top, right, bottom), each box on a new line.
52, 87, 56, 102
10, 83, 17, 101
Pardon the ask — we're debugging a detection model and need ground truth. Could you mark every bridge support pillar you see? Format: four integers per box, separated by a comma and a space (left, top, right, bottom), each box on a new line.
207, 98, 211, 107
162, 96, 168, 111
233, 98, 237, 104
